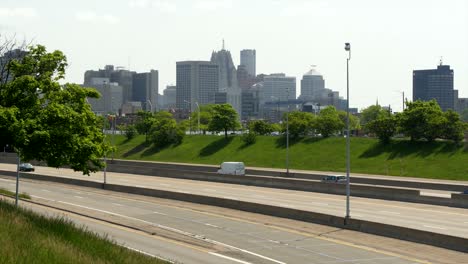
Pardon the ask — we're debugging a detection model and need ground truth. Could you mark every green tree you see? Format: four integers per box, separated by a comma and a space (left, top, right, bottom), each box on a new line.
360, 105, 387, 126
315, 106, 345, 137
124, 124, 137, 140
461, 108, 468, 122
241, 132, 257, 145
366, 115, 398, 144
441, 110, 467, 143
398, 100, 445, 142
282, 111, 315, 139
135, 111, 156, 142
249, 120, 273, 135
208, 104, 240, 139
338, 111, 361, 131
0, 45, 110, 174
148, 111, 184, 148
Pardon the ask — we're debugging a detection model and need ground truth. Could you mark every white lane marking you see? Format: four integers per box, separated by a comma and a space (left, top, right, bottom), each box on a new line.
41, 189, 51, 192
352, 214, 363, 217
203, 188, 217, 192
423, 225, 446, 230
50, 200, 285, 264
74, 196, 84, 199
112, 203, 123, 206
30, 195, 47, 199
153, 211, 167, 216
75, 191, 82, 194
209, 252, 253, 264
252, 194, 266, 198
379, 211, 401, 215
135, 185, 147, 188
210, 240, 286, 264
278, 204, 290, 207
159, 183, 171, 186
205, 223, 219, 228
124, 246, 157, 258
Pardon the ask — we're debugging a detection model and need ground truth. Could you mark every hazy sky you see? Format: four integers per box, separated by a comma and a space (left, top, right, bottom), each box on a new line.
1, 0, 467, 111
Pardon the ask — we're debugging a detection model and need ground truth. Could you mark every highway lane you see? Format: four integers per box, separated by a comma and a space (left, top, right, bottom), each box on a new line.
2, 163, 468, 239
0, 178, 426, 264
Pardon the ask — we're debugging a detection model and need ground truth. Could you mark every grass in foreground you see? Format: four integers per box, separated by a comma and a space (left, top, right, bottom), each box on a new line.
0, 198, 169, 264
113, 134, 468, 180
0, 188, 31, 199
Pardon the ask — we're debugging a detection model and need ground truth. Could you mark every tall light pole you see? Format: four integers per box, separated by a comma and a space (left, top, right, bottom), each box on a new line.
15, 151, 20, 206
103, 115, 107, 186
195, 101, 200, 134
286, 88, 290, 176
184, 100, 192, 134
345, 42, 351, 223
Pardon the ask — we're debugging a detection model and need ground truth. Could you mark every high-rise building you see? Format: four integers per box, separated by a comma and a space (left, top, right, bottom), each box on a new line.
240, 49, 256, 77
162, 85, 176, 109
262, 73, 296, 103
211, 48, 242, 118
300, 68, 325, 101
176, 61, 219, 111
132, 70, 158, 112
413, 64, 455, 111
84, 65, 136, 104
85, 78, 124, 115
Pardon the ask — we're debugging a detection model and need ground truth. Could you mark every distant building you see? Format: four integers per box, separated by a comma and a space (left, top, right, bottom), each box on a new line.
0, 48, 28, 83
413, 64, 455, 111
262, 73, 296, 103
84, 65, 136, 104
211, 48, 242, 118
85, 79, 124, 115
240, 49, 256, 77
299, 67, 345, 110
299, 68, 325, 101
176, 61, 219, 112
132, 70, 158, 112
162, 85, 176, 110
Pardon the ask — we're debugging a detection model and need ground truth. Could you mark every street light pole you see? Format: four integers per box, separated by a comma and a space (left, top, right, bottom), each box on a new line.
195, 102, 200, 134
345, 42, 351, 223
15, 151, 20, 206
103, 116, 107, 186
184, 100, 192, 135
286, 88, 290, 176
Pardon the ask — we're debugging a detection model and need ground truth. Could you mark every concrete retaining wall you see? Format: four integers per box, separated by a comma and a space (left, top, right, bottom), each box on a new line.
1, 171, 466, 253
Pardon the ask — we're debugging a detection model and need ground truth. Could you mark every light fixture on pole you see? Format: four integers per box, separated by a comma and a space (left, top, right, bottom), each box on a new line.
344, 42, 351, 224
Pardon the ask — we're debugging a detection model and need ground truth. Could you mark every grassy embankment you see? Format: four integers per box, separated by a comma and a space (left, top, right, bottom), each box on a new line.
0, 198, 168, 264
112, 135, 468, 181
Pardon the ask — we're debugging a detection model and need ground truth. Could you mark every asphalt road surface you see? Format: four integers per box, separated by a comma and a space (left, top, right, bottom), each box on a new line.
0, 177, 432, 264
2, 163, 466, 239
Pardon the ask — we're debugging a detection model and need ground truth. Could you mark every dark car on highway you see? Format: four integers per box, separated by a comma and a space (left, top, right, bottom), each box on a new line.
321, 175, 347, 183
19, 163, 35, 172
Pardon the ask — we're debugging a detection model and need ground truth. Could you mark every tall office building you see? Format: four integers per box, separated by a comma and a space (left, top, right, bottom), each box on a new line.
240, 49, 256, 77
0, 49, 28, 84
176, 61, 219, 111
413, 64, 455, 111
162, 85, 176, 109
85, 78, 124, 115
299, 68, 325, 101
262, 73, 296, 103
211, 48, 242, 118
84, 65, 136, 104
132, 70, 158, 112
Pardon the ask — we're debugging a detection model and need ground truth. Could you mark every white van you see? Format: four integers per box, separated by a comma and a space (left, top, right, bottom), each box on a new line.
217, 162, 245, 176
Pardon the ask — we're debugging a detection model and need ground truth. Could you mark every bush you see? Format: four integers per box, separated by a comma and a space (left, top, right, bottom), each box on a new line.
124, 125, 137, 140
241, 132, 257, 145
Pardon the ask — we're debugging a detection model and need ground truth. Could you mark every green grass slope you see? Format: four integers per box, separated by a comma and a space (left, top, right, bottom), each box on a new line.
113, 135, 468, 180
0, 198, 168, 264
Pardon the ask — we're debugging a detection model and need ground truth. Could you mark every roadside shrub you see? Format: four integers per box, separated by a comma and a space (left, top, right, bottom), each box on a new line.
241, 132, 257, 145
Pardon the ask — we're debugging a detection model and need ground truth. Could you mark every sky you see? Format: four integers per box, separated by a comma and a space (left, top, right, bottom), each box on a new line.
1, 0, 467, 112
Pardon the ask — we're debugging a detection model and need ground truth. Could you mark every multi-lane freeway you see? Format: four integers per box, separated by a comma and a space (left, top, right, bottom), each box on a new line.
1, 163, 466, 239
3, 176, 465, 264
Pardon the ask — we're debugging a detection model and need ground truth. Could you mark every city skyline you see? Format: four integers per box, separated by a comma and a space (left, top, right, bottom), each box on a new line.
1, 0, 467, 111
